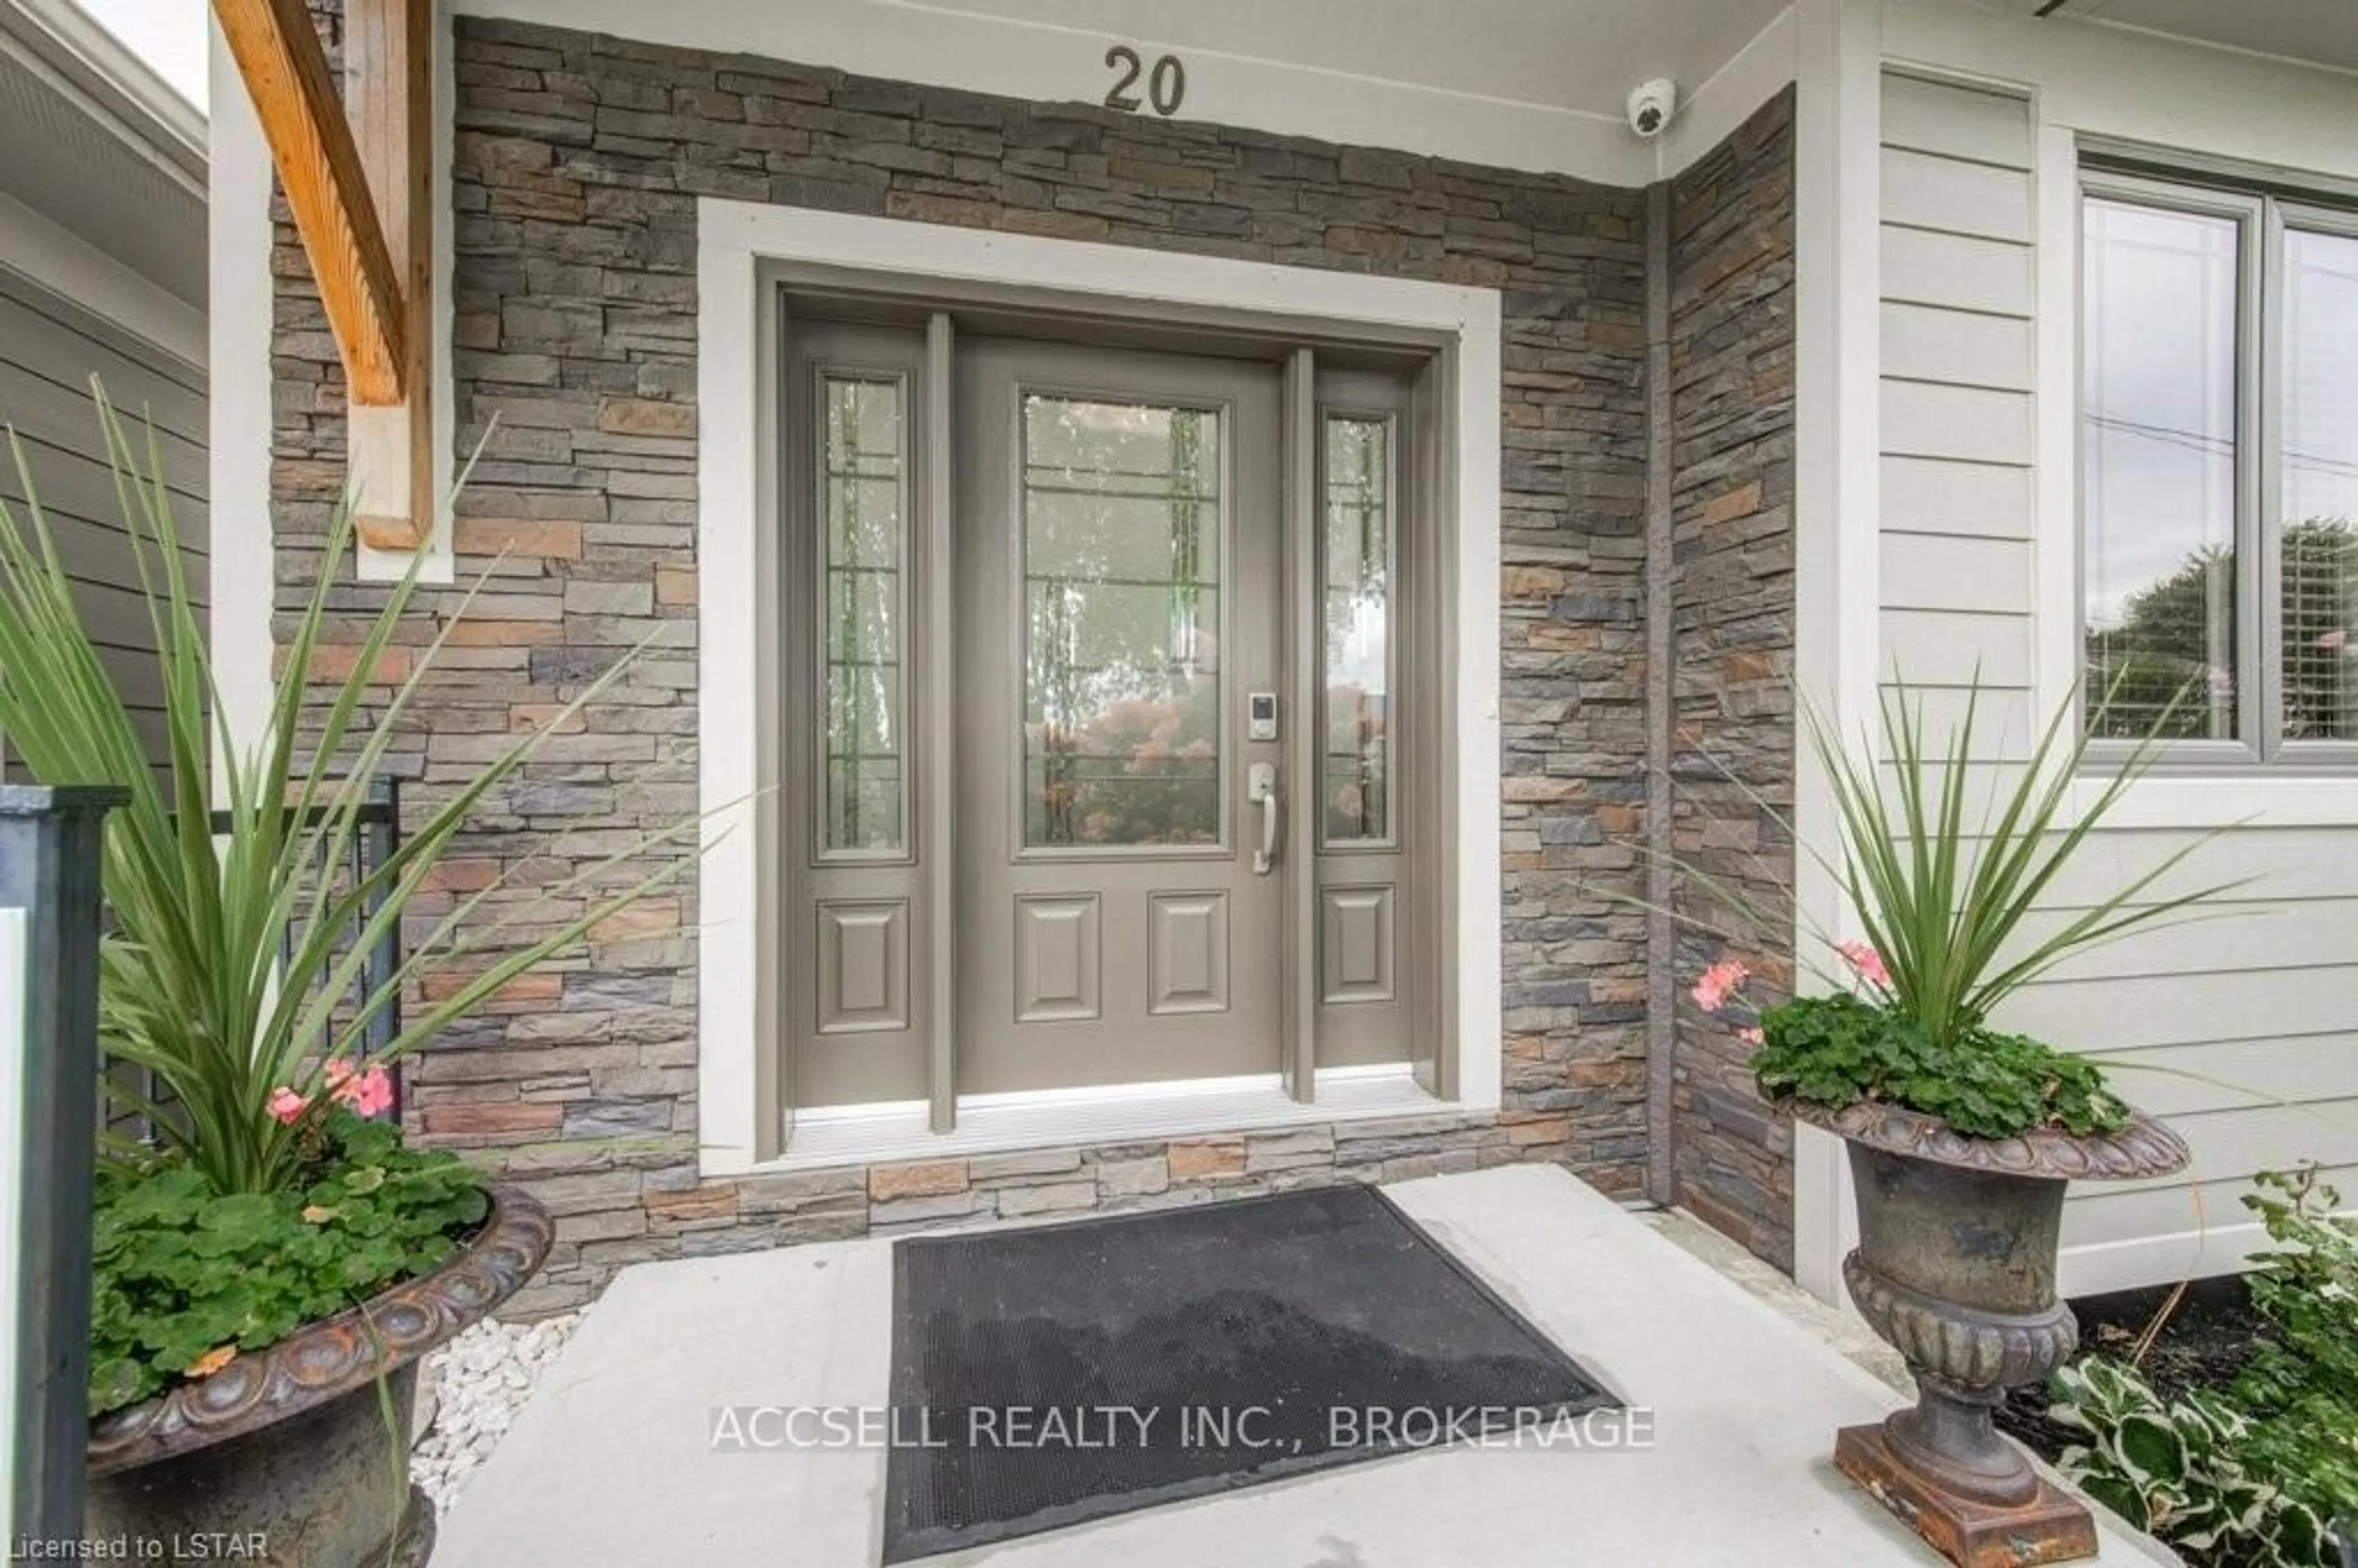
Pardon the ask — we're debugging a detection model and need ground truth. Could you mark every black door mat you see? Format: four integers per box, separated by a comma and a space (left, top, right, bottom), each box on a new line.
882, 1182, 1616, 1561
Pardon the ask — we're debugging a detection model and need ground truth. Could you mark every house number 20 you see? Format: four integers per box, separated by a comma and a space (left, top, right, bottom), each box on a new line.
1103, 45, 1186, 116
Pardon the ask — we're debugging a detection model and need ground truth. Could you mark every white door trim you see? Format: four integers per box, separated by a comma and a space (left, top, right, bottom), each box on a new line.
696, 201, 1502, 1177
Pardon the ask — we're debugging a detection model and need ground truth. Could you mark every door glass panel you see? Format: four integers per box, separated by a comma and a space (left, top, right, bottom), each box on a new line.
2081, 197, 2242, 741
820, 373, 906, 854
1021, 394, 1221, 847
1323, 413, 1392, 843
2282, 227, 2358, 743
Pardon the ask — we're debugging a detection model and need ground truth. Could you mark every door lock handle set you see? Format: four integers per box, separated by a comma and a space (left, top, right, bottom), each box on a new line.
1247, 763, 1280, 875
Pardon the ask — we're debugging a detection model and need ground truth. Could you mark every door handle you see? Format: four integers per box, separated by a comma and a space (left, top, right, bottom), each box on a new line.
1247, 763, 1279, 875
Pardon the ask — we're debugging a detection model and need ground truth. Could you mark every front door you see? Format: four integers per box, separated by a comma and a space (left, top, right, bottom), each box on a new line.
953, 338, 1286, 1095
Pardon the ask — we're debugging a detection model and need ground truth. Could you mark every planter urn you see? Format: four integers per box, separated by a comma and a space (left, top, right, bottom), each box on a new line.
84, 1187, 553, 1568
1786, 1100, 2190, 1568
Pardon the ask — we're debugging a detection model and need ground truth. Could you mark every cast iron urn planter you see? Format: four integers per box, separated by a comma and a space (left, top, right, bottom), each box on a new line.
1785, 1100, 2190, 1568
83, 1187, 553, 1568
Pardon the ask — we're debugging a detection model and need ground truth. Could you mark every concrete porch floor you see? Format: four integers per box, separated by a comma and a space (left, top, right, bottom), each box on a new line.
435, 1165, 2172, 1567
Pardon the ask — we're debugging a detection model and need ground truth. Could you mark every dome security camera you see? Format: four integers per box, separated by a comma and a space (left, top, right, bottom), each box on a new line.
1627, 79, 1679, 139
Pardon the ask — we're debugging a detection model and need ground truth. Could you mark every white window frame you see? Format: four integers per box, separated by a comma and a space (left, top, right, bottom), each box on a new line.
2079, 163, 2358, 772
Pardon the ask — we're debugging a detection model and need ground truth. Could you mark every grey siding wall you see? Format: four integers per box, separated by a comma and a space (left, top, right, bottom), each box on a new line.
1875, 66, 2357, 1290
0, 268, 208, 770
1665, 90, 1799, 1268
1877, 72, 2037, 724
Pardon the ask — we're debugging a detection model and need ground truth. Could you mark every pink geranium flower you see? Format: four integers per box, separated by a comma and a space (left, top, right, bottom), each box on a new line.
325, 1058, 395, 1118
1837, 941, 1891, 990
1736, 1027, 1764, 1047
1691, 958, 1750, 1014
267, 1087, 309, 1125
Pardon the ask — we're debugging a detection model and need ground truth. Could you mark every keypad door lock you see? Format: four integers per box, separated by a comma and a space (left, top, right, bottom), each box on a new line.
1248, 691, 1278, 742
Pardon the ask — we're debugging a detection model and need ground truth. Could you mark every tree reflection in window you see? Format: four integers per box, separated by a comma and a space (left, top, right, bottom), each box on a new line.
1021, 395, 1221, 847
1323, 414, 1391, 843
820, 375, 904, 853
2082, 198, 2239, 741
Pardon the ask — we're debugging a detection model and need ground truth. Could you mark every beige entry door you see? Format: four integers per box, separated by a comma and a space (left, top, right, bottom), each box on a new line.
954, 338, 1286, 1095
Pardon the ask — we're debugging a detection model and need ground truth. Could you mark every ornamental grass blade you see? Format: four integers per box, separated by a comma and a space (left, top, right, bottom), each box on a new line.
0, 390, 704, 1194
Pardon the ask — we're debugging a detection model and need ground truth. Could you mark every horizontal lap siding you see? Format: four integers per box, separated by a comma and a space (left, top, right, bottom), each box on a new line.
0, 271, 207, 774
1878, 72, 2035, 727
1875, 71, 2356, 1292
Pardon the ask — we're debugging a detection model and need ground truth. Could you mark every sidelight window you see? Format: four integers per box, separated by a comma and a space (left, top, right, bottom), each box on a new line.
818, 372, 909, 853
1321, 413, 1395, 844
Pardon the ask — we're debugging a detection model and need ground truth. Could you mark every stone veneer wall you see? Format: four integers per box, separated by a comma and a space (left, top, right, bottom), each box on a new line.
264, 8, 1677, 1313
1664, 90, 1800, 1268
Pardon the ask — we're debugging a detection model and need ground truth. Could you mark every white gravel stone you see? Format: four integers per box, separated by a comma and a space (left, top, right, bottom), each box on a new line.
410, 1310, 583, 1516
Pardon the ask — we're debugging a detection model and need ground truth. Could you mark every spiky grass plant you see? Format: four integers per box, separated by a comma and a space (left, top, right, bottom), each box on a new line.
1811, 681, 2241, 1050
0, 398, 694, 1196
1670, 680, 2249, 1137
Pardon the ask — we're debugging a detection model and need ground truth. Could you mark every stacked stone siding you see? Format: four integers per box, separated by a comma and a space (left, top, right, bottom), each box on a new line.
262, 9, 1687, 1312
1665, 89, 1800, 1268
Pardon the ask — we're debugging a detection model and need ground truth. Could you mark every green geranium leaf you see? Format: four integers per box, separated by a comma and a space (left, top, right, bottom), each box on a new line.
86, 1114, 489, 1418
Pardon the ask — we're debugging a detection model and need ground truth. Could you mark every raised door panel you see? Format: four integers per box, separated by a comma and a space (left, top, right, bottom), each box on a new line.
816, 899, 909, 1034
1320, 883, 1395, 1005
1148, 891, 1230, 1016
1014, 893, 1102, 1023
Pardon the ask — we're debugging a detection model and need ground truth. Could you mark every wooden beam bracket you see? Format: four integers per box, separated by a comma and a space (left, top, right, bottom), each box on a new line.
215, 0, 434, 551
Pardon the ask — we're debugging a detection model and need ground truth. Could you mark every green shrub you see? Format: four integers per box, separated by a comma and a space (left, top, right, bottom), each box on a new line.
1752, 991, 2128, 1139
2050, 1357, 2330, 1567
2232, 1167, 2358, 1527
88, 1110, 487, 1416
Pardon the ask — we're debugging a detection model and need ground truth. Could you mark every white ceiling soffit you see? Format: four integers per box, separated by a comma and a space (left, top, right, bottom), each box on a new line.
460, 0, 1797, 183
2005, 0, 2358, 76
921, 0, 1795, 121
0, 0, 205, 308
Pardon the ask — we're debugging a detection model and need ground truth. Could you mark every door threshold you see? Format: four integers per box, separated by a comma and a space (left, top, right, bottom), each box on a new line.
763, 1065, 1456, 1173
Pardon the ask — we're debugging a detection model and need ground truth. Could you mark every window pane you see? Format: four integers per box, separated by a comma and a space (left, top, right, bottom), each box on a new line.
2282, 228, 2358, 743
2082, 198, 2241, 740
1021, 395, 1221, 848
1323, 414, 1391, 842
820, 375, 905, 852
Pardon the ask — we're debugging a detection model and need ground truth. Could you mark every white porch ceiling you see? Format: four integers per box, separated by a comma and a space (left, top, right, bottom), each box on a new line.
0, 0, 204, 308
461, 0, 1809, 182
1976, 0, 2358, 76
463, 0, 2358, 187
910, 0, 1794, 120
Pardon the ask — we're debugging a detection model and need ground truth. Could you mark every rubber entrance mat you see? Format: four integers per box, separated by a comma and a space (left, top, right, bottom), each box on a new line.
882, 1183, 1615, 1560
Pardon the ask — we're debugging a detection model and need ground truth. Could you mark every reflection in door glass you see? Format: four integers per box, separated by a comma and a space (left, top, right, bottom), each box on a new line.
1323, 414, 1391, 843
820, 374, 905, 853
1021, 395, 1221, 847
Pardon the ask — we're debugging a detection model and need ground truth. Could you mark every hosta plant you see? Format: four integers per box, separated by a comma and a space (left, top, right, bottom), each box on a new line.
2232, 1166, 2358, 1533
1689, 682, 2239, 1139
0, 404, 691, 1410
2050, 1357, 2332, 1568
